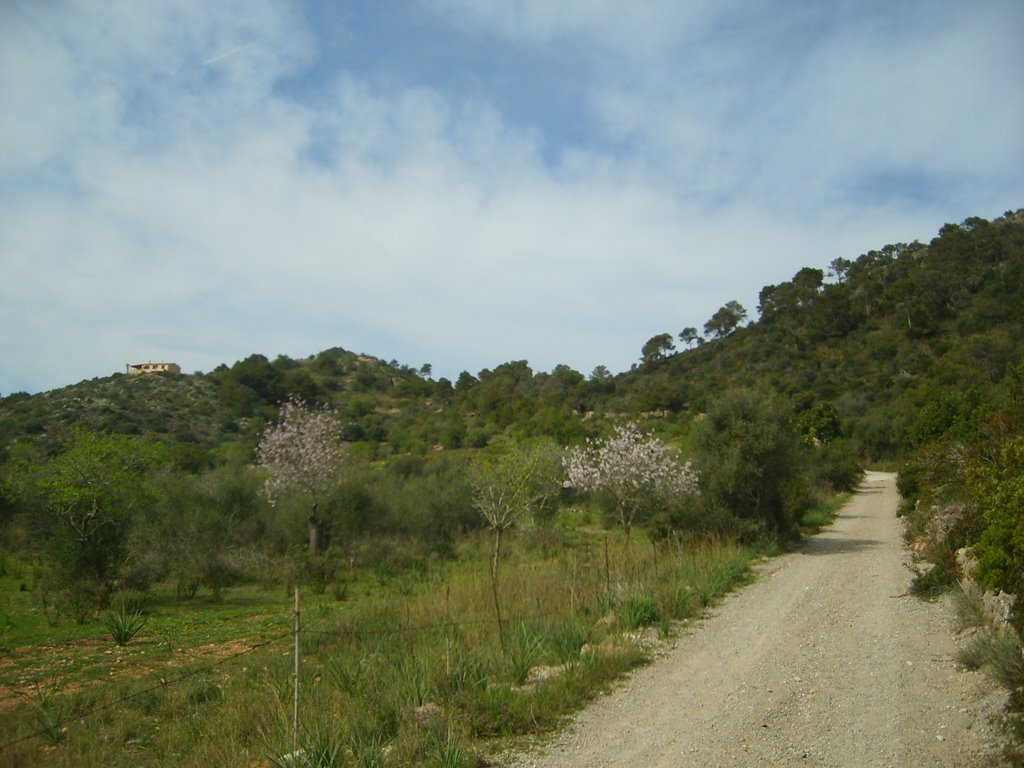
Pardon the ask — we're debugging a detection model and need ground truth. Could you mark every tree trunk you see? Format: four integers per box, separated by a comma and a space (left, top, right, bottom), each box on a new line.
307, 515, 325, 555
490, 527, 507, 658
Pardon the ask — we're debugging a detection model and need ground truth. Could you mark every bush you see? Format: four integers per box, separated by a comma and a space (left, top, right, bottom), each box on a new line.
693, 388, 806, 538
809, 439, 863, 492
966, 435, 1024, 626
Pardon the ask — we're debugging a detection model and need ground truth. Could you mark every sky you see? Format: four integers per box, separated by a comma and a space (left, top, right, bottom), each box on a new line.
1, 0, 1022, 395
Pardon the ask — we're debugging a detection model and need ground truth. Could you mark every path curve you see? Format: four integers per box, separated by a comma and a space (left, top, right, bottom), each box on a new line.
501, 471, 1004, 767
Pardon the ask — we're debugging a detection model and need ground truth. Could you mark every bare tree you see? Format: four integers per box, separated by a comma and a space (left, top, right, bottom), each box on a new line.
470, 441, 561, 655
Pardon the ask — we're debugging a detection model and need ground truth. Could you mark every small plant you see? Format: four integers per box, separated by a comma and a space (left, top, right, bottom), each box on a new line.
506, 623, 545, 685
951, 581, 987, 630
432, 725, 466, 768
185, 676, 222, 705
301, 721, 343, 768
444, 645, 490, 695
668, 585, 695, 620
621, 591, 660, 630
985, 632, 1024, 690
957, 634, 987, 670
32, 684, 67, 745
109, 589, 149, 615
348, 717, 387, 768
957, 630, 1024, 690
106, 603, 147, 645
548, 617, 587, 665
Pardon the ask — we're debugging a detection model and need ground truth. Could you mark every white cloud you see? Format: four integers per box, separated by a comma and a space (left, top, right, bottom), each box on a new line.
1, 0, 1021, 394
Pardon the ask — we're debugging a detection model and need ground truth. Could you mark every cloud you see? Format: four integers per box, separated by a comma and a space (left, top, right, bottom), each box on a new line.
1, 0, 1021, 395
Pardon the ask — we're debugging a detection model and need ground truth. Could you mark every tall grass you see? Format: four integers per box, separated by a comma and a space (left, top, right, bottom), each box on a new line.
0, 529, 763, 767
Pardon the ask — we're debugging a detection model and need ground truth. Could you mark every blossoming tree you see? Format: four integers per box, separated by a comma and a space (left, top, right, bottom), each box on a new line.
563, 421, 699, 545
256, 398, 345, 554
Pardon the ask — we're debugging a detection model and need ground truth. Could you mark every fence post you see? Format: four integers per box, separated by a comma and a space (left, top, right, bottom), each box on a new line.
293, 586, 300, 752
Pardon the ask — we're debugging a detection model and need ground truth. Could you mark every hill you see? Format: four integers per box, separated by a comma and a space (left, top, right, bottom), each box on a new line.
2, 209, 1021, 465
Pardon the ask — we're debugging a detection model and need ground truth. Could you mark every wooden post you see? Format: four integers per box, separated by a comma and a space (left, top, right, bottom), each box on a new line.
293, 587, 300, 752
604, 534, 611, 599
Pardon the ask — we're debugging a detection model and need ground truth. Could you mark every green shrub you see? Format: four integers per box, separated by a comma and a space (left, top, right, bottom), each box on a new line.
693, 388, 806, 539
809, 439, 863, 492
966, 436, 1024, 620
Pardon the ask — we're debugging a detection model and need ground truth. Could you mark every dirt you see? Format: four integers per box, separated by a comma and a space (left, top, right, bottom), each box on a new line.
499, 471, 1007, 768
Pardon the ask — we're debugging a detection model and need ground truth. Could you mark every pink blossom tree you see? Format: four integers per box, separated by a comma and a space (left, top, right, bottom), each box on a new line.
563, 421, 699, 545
256, 398, 345, 554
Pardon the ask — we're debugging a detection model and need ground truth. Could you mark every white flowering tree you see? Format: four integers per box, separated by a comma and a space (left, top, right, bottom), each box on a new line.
563, 421, 699, 545
256, 398, 345, 554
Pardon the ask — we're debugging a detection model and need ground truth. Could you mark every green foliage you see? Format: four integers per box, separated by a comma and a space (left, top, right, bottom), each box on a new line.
807, 439, 863, 492
27, 430, 165, 607
693, 389, 806, 537
106, 603, 146, 645
620, 590, 660, 630
966, 435, 1024, 606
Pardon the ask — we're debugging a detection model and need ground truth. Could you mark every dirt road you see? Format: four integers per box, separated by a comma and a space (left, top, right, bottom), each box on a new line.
501, 471, 1005, 767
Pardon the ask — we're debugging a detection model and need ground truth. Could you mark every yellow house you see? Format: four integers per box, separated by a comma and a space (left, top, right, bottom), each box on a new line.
126, 361, 181, 376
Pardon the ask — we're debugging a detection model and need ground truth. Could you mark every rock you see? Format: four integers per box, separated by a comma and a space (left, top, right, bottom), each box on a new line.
412, 702, 444, 730
981, 590, 1017, 631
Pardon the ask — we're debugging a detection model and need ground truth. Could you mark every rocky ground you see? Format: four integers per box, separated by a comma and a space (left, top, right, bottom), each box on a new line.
498, 471, 1007, 768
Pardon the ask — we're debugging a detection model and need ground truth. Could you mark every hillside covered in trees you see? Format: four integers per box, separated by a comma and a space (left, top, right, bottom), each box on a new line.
2, 211, 1021, 468
1, 208, 1020, 582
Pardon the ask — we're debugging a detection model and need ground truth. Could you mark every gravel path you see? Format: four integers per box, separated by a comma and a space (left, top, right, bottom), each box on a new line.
500, 471, 1006, 768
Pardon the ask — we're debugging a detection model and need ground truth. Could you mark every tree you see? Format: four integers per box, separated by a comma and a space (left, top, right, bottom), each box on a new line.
703, 301, 747, 339
693, 389, 805, 537
470, 441, 562, 655
33, 429, 164, 605
679, 327, 702, 349
641, 333, 676, 364
256, 398, 345, 554
563, 422, 699, 545
589, 365, 616, 395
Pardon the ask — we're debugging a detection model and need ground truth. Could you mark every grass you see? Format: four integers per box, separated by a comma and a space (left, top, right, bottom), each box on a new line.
800, 492, 851, 534
0, 525, 769, 767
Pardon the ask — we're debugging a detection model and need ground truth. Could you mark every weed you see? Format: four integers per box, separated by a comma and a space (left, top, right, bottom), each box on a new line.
301, 721, 344, 768
957, 630, 1024, 689
106, 603, 146, 645
667, 585, 695, 620
985, 632, 1024, 690
547, 617, 587, 665
186, 676, 222, 706
444, 644, 490, 696
31, 684, 67, 745
431, 724, 466, 768
326, 653, 367, 695
621, 591, 660, 630
109, 589, 149, 615
951, 581, 987, 630
956, 634, 988, 670
348, 714, 388, 768
505, 623, 545, 685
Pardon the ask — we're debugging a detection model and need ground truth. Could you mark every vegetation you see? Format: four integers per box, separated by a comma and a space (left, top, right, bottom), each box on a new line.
0, 209, 1022, 764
